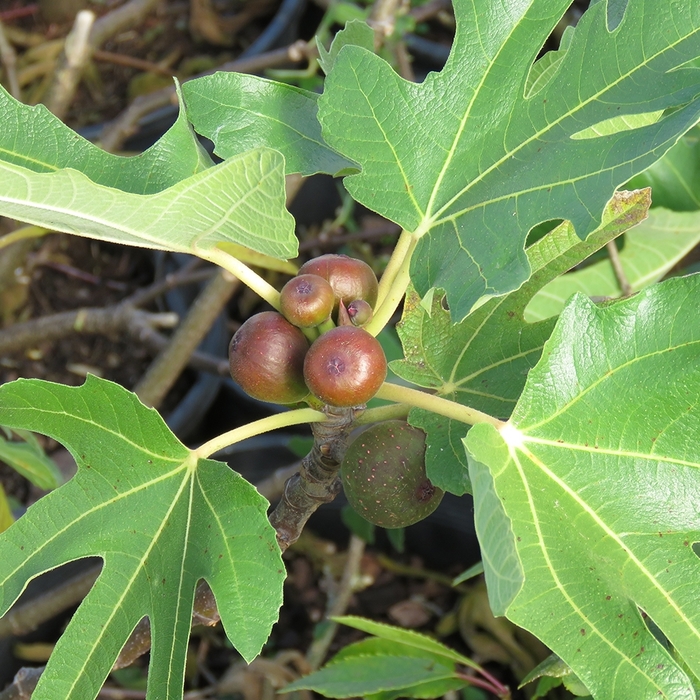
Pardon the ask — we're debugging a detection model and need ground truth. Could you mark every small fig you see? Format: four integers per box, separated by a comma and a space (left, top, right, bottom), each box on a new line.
347, 299, 373, 327
280, 274, 335, 328
303, 326, 386, 407
298, 254, 378, 310
229, 311, 309, 404
341, 421, 444, 528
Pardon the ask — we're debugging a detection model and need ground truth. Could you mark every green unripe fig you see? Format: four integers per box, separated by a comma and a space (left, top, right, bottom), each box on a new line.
341, 421, 444, 528
280, 274, 335, 328
303, 326, 386, 407
229, 311, 309, 404
298, 254, 378, 310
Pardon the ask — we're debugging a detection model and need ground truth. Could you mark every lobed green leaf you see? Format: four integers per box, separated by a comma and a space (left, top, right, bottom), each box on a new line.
319, 0, 700, 320
0, 376, 284, 700
183, 73, 356, 176
0, 83, 212, 194
0, 148, 296, 260
526, 207, 700, 321
317, 20, 375, 75
392, 190, 650, 494
466, 274, 700, 699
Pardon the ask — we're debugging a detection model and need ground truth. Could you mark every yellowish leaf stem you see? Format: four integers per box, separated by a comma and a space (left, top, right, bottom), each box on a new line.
366, 231, 418, 336
194, 407, 326, 459
205, 247, 282, 311
375, 382, 505, 428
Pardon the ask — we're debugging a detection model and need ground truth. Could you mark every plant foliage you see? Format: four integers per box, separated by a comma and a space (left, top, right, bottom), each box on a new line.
467, 275, 700, 699
0, 1, 699, 699
0, 378, 284, 700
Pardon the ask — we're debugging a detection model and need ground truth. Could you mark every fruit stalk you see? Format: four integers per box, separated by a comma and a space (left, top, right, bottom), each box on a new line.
269, 405, 359, 551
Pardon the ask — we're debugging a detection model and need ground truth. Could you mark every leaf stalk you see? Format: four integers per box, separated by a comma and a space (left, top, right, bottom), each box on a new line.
374, 382, 504, 428
194, 407, 326, 459
205, 247, 282, 311
366, 231, 417, 336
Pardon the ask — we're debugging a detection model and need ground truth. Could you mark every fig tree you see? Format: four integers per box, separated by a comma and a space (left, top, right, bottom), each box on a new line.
303, 326, 386, 407
229, 311, 309, 404
298, 254, 378, 310
280, 274, 335, 328
341, 421, 444, 528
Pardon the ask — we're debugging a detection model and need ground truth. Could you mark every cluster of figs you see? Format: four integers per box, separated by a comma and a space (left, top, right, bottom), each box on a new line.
229, 254, 443, 528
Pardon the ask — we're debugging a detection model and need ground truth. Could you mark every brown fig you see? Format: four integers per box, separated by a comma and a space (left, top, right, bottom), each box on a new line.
229, 311, 309, 404
298, 254, 378, 310
303, 326, 386, 407
280, 274, 335, 328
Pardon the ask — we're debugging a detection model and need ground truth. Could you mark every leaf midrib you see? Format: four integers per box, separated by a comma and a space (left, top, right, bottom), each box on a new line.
0, 150, 272, 251
0, 463, 187, 589
519, 337, 700, 433
2, 400, 185, 463
423, 0, 523, 222
511, 441, 700, 647
63, 467, 194, 699
506, 443, 678, 693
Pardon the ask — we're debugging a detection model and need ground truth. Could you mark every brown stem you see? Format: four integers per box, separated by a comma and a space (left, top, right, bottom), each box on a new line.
0, 666, 43, 700
0, 305, 176, 356
131, 323, 230, 378
606, 239, 633, 296
92, 49, 178, 77
126, 266, 214, 307
269, 406, 359, 552
254, 462, 300, 502
0, 263, 215, 356
306, 534, 366, 670
298, 221, 401, 254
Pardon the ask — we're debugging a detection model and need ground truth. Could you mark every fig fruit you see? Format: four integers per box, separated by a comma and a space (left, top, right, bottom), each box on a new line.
298, 254, 378, 310
229, 311, 309, 404
280, 274, 335, 328
347, 299, 373, 327
303, 326, 386, 407
341, 421, 444, 528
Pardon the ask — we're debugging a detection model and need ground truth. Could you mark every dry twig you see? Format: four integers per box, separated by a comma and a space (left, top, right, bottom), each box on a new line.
306, 534, 367, 669
0, 19, 21, 99
43, 10, 95, 119
606, 239, 633, 297
133, 270, 239, 409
